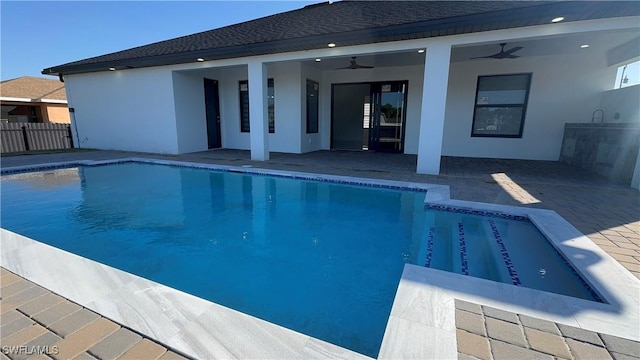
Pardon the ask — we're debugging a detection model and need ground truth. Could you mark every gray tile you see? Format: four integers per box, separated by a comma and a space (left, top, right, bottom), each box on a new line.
518, 315, 561, 335
0, 315, 35, 340
1, 286, 49, 309
1, 280, 34, 297
490, 339, 553, 360
455, 300, 482, 315
88, 327, 142, 359
485, 317, 527, 348
456, 309, 486, 336
557, 324, 603, 346
610, 351, 640, 360
31, 302, 81, 327
48, 309, 100, 337
13, 332, 62, 360
600, 334, 640, 358
482, 306, 520, 324
17, 293, 66, 317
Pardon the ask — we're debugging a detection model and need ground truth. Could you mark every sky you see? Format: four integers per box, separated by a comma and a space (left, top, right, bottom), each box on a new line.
0, 1, 316, 81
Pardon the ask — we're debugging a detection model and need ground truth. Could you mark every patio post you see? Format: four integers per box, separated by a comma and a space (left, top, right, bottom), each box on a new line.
248, 60, 269, 161
417, 41, 451, 175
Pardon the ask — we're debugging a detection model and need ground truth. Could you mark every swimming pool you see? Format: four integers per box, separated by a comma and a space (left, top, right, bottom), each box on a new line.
0, 161, 600, 357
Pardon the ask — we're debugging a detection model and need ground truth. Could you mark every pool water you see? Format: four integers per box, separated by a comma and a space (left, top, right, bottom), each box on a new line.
0, 162, 599, 357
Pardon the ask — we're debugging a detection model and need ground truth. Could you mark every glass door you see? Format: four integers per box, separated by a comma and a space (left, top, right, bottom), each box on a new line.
369, 81, 408, 152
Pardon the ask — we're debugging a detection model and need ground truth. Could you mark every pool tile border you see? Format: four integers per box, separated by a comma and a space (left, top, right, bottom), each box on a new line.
488, 219, 522, 287
2, 158, 639, 360
458, 223, 470, 276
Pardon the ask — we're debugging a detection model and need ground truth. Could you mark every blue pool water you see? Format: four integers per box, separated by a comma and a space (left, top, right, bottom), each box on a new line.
0, 162, 599, 356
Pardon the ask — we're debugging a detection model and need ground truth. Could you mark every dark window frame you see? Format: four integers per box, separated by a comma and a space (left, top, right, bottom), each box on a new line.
239, 79, 275, 133
471, 73, 532, 138
306, 79, 319, 134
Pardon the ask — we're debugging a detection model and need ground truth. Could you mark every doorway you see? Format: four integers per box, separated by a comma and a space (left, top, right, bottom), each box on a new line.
203, 78, 221, 149
331, 81, 408, 152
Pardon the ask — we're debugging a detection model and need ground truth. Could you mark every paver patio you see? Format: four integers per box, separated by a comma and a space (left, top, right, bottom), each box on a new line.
1, 149, 638, 359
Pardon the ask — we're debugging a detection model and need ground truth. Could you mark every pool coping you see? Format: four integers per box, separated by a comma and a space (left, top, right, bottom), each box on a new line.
1, 158, 639, 359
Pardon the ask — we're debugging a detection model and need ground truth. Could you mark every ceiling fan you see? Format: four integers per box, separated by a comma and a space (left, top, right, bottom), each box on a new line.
471, 43, 523, 60
336, 57, 374, 70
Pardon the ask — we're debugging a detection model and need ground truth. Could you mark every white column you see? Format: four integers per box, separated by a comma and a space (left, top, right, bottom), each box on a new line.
248, 61, 269, 161
417, 42, 452, 174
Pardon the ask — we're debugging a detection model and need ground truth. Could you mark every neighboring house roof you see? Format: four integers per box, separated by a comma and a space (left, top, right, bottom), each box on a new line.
0, 76, 67, 102
42, 0, 640, 76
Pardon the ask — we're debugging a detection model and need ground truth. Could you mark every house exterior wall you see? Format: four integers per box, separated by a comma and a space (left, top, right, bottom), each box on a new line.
301, 63, 323, 153
172, 71, 210, 153
442, 52, 615, 160
65, 68, 179, 153
218, 66, 250, 150
43, 104, 70, 124
217, 63, 305, 153
599, 85, 640, 124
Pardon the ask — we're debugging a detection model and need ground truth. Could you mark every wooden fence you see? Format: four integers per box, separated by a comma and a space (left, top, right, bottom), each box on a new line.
1, 123, 74, 153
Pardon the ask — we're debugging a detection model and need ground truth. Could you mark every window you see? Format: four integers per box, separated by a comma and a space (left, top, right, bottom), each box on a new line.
306, 79, 319, 133
471, 73, 531, 138
614, 60, 640, 89
239, 81, 250, 132
239, 79, 275, 133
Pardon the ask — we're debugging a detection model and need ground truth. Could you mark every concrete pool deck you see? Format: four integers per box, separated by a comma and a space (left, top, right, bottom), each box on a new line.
1, 150, 639, 359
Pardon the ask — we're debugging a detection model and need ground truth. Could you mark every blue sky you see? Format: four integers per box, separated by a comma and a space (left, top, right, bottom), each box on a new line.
0, 1, 316, 81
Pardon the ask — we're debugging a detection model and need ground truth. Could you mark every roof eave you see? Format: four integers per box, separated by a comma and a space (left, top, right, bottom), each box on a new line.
42, 1, 640, 76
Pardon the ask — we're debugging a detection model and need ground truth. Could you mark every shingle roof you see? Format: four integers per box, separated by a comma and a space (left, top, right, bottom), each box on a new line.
0, 76, 67, 102
43, 0, 640, 76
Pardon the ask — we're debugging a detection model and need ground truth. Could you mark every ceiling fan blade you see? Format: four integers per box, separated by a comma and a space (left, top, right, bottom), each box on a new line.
470, 43, 523, 60
502, 46, 523, 55
470, 55, 498, 60
336, 57, 374, 69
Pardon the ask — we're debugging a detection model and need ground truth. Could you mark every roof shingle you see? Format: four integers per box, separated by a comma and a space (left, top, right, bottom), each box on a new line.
0, 76, 67, 101
42, 0, 640, 76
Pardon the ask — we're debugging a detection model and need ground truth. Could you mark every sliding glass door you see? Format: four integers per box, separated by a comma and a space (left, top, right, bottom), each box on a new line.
369, 82, 407, 152
331, 81, 408, 152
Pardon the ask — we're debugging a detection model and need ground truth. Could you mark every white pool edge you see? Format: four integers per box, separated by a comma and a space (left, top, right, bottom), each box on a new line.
1, 158, 638, 360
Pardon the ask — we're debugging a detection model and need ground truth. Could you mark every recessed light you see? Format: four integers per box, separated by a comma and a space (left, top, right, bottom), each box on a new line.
327, 43, 336, 48
580, 44, 589, 48
551, 17, 564, 23
315, 58, 322, 62
196, 58, 205, 62
417, 49, 425, 54
108, 67, 116, 71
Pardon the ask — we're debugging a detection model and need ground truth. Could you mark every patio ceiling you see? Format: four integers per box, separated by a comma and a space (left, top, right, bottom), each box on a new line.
300, 28, 640, 70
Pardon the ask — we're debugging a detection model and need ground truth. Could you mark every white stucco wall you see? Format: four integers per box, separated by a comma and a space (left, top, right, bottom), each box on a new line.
599, 85, 640, 124
442, 53, 616, 160
321, 65, 425, 154
217, 63, 304, 153
172, 71, 210, 153
301, 63, 323, 153
65, 68, 179, 154
218, 66, 250, 151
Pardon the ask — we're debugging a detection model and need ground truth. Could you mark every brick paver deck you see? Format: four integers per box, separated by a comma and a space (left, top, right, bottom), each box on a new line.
1, 149, 639, 359
0, 268, 190, 360
455, 300, 640, 360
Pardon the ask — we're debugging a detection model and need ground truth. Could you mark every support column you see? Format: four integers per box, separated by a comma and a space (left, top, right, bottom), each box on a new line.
248, 61, 269, 161
417, 42, 451, 174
